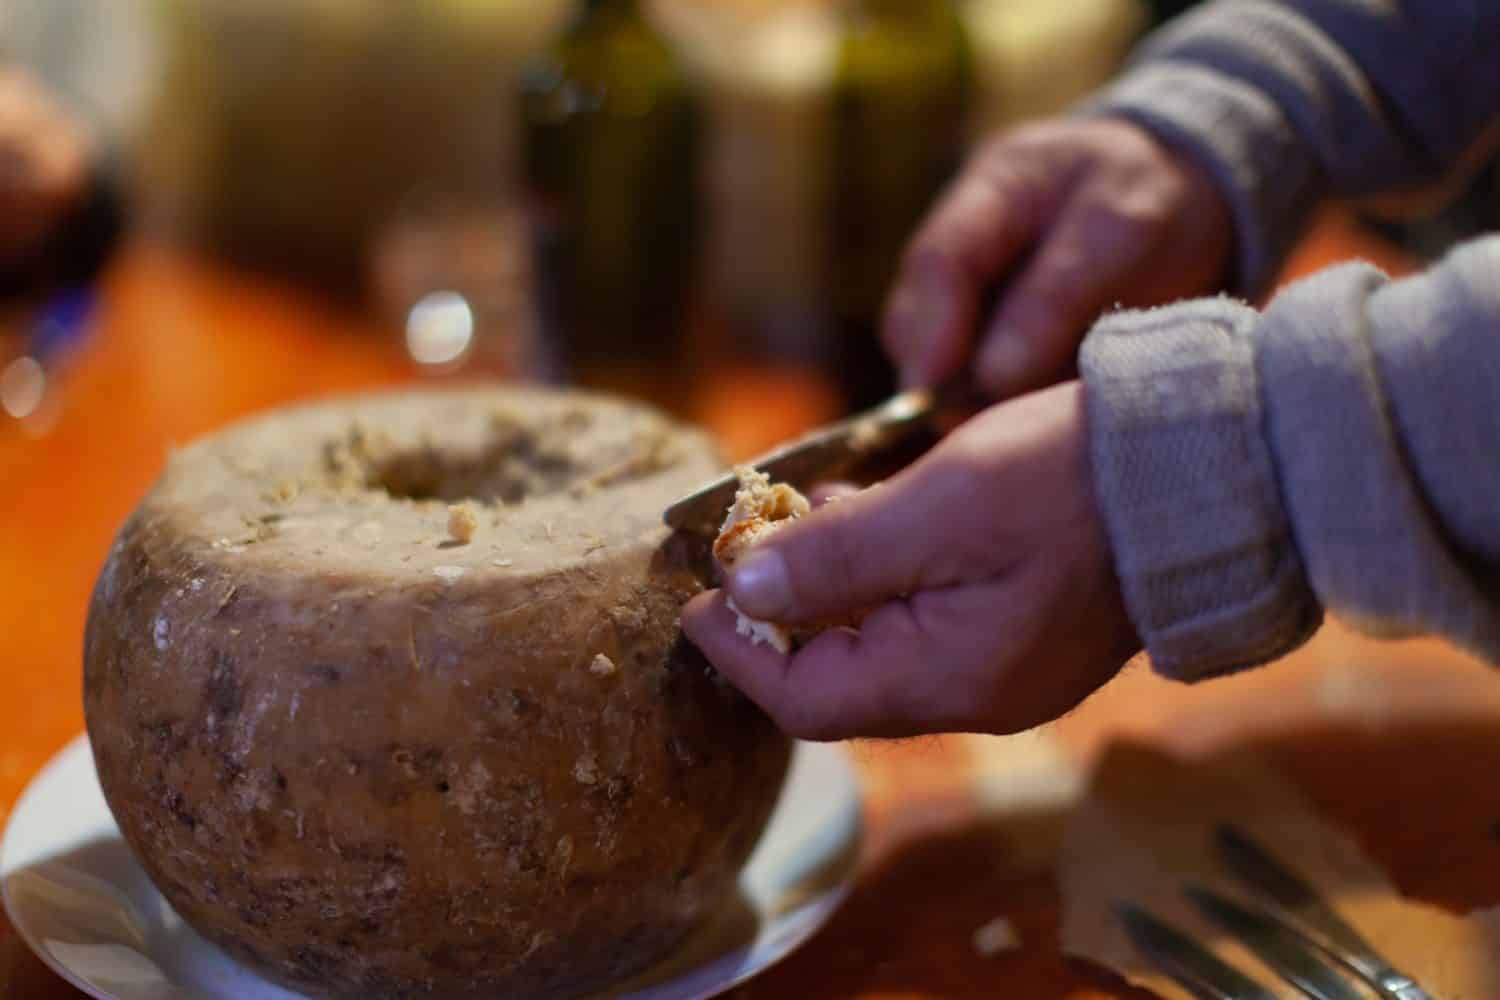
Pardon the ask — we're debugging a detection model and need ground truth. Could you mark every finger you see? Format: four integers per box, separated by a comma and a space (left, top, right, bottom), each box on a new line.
722, 455, 992, 627
882, 155, 1046, 388
686, 583, 1014, 741
682, 591, 885, 741
682, 589, 941, 740
975, 181, 1169, 397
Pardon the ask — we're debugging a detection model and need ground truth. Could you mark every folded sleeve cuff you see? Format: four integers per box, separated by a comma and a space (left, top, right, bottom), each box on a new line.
1080, 298, 1323, 681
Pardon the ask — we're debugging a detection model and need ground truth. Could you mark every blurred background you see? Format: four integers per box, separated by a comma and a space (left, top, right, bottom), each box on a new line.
6, 0, 1499, 433
0, 0, 1188, 426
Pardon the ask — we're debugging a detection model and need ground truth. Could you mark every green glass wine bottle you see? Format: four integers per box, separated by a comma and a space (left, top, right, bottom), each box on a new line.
520, 0, 700, 396
828, 0, 971, 410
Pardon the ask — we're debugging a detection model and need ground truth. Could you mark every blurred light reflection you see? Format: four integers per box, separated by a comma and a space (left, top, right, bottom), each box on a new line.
1, 356, 46, 419
405, 291, 474, 368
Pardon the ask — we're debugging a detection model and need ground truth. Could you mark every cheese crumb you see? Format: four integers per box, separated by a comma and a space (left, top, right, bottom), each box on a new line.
433, 565, 465, 582
715, 466, 811, 565
589, 653, 617, 677
972, 916, 1022, 958
573, 756, 599, 785
264, 479, 298, 503
714, 467, 809, 652
728, 597, 792, 653
447, 503, 479, 544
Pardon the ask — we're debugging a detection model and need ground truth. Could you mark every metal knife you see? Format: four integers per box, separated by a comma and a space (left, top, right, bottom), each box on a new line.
661, 385, 941, 535
663, 370, 994, 536
1185, 886, 1365, 1000
1215, 826, 1433, 1000
1116, 902, 1280, 1000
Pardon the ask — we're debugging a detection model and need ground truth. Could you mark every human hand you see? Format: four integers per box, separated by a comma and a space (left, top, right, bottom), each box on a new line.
682, 381, 1140, 741
883, 118, 1232, 398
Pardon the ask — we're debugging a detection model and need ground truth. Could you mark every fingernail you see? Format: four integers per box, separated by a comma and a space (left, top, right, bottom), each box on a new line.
727, 548, 793, 620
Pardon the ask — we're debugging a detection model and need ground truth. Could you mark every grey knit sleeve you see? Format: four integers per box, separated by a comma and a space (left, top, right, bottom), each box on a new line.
1081, 236, 1500, 681
1082, 0, 1500, 297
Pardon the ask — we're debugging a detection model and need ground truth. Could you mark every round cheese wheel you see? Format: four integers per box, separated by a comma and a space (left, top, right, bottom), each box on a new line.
83, 387, 791, 999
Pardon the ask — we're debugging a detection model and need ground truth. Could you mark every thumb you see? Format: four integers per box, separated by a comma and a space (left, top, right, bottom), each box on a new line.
723, 460, 970, 626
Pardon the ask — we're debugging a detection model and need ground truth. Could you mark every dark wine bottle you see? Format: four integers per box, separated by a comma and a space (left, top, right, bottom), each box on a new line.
829, 0, 970, 409
1148, 0, 1204, 26
520, 0, 701, 395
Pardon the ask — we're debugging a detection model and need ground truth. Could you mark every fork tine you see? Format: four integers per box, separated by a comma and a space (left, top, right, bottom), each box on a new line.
1214, 826, 1434, 1000
1185, 886, 1367, 1000
1116, 902, 1280, 1000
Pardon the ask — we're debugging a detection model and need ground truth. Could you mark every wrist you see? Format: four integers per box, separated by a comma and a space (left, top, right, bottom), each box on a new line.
1077, 63, 1322, 299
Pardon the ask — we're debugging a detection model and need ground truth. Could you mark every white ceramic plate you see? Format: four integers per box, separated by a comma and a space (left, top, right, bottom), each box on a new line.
2, 736, 860, 1000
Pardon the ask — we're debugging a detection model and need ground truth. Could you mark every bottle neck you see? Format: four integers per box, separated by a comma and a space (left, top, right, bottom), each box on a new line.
852, 0, 933, 11
564, 0, 642, 36
579, 0, 638, 15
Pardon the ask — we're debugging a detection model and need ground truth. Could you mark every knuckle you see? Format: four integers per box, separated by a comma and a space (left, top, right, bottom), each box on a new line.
1105, 200, 1166, 242
978, 129, 1026, 158
975, 161, 1042, 221
1036, 244, 1096, 296
910, 170, 1035, 274
1076, 196, 1165, 253
1094, 119, 1165, 165
989, 120, 1067, 157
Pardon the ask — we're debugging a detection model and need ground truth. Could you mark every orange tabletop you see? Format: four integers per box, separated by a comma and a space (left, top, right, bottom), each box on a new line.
6, 209, 1500, 999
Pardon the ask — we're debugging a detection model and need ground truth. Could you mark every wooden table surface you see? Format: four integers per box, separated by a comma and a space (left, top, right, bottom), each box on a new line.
6, 212, 1500, 999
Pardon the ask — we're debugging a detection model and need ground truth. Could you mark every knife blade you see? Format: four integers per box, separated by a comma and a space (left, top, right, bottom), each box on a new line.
661, 386, 939, 535
1116, 902, 1280, 1000
1215, 826, 1433, 1000
1185, 886, 1366, 1000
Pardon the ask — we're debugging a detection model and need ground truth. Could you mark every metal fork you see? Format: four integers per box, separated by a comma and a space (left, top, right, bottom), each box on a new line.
1184, 886, 1366, 1000
1119, 898, 1367, 1000
1215, 826, 1434, 1000
1117, 902, 1280, 1000
1116, 830, 1439, 1000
